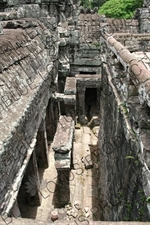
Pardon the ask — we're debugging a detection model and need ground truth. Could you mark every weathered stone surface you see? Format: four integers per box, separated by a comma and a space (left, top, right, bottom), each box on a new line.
76, 74, 101, 88
1, 0, 150, 223
64, 77, 76, 95
52, 115, 74, 154
51, 209, 58, 221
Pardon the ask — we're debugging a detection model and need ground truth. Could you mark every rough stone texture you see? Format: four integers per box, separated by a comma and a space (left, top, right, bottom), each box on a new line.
76, 74, 101, 88
0, 0, 78, 217
52, 116, 74, 154
98, 30, 150, 220
0, 0, 150, 224
106, 18, 139, 34
0, 19, 53, 216
52, 115, 74, 169
64, 77, 76, 95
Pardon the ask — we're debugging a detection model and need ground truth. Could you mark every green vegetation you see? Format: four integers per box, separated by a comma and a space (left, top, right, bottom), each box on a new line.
124, 201, 132, 221
118, 102, 128, 117
98, 0, 143, 19
125, 155, 135, 159
80, 0, 143, 19
146, 196, 150, 202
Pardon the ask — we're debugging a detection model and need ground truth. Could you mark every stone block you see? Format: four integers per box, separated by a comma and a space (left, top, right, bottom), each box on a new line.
51, 209, 58, 221
64, 77, 76, 95
55, 159, 70, 170
52, 115, 74, 153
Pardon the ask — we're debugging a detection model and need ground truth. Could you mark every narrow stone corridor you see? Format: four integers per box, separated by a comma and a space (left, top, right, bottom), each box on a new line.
69, 123, 100, 221
18, 120, 100, 223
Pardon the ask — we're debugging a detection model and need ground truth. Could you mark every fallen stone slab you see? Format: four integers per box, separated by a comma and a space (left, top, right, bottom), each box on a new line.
52, 115, 74, 169
52, 115, 74, 154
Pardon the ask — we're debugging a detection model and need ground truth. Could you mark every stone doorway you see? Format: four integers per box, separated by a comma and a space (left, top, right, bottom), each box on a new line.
79, 71, 96, 74
85, 88, 97, 120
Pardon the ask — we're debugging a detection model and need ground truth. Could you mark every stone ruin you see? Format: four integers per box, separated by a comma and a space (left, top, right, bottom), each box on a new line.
0, 0, 150, 224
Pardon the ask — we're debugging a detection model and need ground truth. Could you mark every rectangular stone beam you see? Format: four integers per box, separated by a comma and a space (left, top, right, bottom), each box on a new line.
52, 115, 74, 169
75, 74, 101, 88
52, 93, 76, 105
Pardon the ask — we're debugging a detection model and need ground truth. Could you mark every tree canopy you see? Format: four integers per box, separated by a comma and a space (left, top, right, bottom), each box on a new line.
80, 0, 143, 19
98, 0, 143, 19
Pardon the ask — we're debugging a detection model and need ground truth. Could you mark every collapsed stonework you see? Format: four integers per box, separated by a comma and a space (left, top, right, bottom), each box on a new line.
0, 0, 150, 224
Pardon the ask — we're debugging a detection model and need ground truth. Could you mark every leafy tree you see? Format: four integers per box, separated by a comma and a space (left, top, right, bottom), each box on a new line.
98, 0, 143, 19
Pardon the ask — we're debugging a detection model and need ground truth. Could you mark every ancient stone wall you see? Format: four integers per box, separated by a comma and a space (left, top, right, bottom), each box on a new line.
97, 32, 150, 221
0, 0, 150, 223
136, 8, 150, 33
0, 19, 54, 215
0, 0, 79, 217
106, 19, 139, 34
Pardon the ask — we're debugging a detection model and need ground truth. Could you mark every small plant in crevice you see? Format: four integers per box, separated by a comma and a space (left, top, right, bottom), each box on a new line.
118, 102, 129, 118
136, 190, 147, 221
123, 201, 132, 221
115, 190, 124, 205
146, 196, 150, 203
93, 43, 101, 48
124, 155, 135, 160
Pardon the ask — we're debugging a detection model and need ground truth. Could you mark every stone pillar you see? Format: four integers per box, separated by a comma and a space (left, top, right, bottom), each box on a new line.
0, 22, 3, 35
46, 100, 59, 142
56, 170, 70, 207
66, 105, 75, 120
77, 88, 89, 125
77, 88, 85, 116
46, 100, 54, 142
30, 151, 42, 206
36, 118, 49, 168
59, 2, 66, 23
